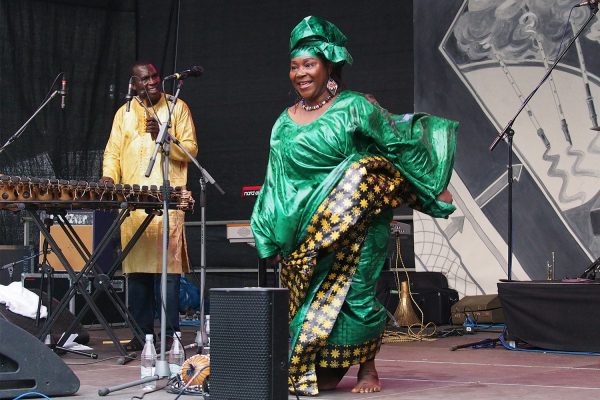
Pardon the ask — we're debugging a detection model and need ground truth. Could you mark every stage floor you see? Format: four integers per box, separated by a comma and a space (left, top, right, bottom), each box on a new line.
38, 326, 600, 400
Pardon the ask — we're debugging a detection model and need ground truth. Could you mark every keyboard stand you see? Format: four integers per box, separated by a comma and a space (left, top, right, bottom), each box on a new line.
28, 205, 158, 362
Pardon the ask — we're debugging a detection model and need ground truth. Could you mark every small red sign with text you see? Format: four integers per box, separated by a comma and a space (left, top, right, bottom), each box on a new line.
241, 186, 262, 198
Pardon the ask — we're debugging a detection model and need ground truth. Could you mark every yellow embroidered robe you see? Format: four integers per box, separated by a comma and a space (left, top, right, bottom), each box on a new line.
102, 94, 198, 274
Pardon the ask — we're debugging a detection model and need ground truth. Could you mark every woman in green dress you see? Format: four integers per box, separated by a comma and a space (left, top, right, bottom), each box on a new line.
251, 16, 457, 396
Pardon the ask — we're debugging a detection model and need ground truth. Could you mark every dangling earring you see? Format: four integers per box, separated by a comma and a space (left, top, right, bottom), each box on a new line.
326, 78, 338, 96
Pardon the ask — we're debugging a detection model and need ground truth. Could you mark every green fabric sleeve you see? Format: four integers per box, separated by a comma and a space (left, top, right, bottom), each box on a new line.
352, 95, 457, 218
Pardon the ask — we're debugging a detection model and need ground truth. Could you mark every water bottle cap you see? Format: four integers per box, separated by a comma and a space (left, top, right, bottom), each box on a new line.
145, 334, 154, 341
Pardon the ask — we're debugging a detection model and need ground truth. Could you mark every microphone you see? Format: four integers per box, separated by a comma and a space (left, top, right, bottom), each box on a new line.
60, 78, 67, 109
125, 76, 134, 112
576, 0, 598, 7
163, 66, 204, 81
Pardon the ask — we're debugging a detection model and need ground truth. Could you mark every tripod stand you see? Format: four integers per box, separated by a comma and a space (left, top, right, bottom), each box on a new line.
194, 168, 225, 354
145, 79, 224, 375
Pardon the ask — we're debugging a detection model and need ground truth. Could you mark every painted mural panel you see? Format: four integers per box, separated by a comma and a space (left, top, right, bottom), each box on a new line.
414, 0, 600, 296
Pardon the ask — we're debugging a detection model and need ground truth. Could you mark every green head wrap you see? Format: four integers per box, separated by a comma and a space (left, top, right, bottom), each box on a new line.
289, 16, 353, 66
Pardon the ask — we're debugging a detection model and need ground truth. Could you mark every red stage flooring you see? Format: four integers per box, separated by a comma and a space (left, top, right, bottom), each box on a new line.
41, 327, 600, 400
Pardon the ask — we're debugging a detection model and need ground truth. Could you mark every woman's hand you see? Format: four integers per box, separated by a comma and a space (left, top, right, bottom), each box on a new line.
437, 188, 453, 204
266, 253, 282, 267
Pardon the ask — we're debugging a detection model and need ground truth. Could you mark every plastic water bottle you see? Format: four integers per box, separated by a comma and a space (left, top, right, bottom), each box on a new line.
205, 315, 210, 350
168, 331, 185, 378
140, 334, 157, 390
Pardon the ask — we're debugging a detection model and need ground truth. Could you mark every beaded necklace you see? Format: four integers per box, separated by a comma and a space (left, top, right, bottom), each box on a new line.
300, 94, 333, 111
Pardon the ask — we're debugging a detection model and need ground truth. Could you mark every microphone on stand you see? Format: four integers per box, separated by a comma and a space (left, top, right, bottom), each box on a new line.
125, 76, 134, 112
576, 0, 598, 7
163, 66, 204, 81
60, 78, 67, 110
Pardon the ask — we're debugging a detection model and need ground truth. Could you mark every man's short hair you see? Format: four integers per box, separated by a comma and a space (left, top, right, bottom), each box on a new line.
131, 60, 154, 75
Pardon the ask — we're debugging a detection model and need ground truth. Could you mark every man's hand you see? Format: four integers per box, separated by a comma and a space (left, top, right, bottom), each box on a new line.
99, 176, 114, 185
437, 188, 453, 204
146, 117, 159, 140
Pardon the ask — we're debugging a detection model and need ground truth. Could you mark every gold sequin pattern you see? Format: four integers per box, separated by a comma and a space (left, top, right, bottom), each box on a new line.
282, 155, 417, 396
317, 337, 381, 368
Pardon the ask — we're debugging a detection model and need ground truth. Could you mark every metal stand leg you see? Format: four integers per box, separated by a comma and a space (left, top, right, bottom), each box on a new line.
56, 210, 157, 358
28, 207, 150, 360
258, 258, 267, 287
450, 337, 501, 351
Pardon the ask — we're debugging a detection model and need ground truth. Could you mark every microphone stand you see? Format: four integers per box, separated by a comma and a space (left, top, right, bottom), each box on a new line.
452, 3, 600, 355
99, 86, 182, 395
146, 85, 225, 354
145, 82, 184, 382
488, 3, 598, 281
148, 84, 224, 356
193, 157, 224, 355
145, 83, 225, 355
99, 79, 224, 396
0, 82, 66, 157
0, 251, 43, 276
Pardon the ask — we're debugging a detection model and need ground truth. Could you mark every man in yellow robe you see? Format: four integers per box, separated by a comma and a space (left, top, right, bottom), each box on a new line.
101, 62, 198, 350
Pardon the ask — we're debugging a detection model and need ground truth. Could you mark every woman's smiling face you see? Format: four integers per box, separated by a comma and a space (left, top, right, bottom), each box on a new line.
289, 56, 332, 106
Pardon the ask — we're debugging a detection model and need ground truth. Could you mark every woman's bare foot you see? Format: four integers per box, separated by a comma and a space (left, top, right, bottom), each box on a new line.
351, 359, 381, 393
316, 366, 349, 391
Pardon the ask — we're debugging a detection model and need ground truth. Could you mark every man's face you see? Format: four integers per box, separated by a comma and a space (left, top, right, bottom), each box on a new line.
132, 64, 161, 104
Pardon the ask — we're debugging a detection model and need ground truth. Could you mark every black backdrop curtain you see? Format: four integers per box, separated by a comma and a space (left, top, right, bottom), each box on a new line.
136, 0, 413, 223
134, 0, 414, 273
0, 0, 135, 243
0, 0, 413, 274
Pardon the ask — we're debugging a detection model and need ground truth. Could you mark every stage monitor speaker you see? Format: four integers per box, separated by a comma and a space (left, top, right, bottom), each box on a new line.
39, 210, 118, 273
209, 287, 288, 400
451, 294, 504, 325
0, 318, 80, 399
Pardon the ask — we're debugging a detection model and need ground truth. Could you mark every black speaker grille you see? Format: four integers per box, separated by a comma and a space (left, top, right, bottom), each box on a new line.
210, 288, 288, 400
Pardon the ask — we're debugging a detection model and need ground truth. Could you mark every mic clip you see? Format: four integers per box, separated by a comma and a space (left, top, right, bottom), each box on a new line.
125, 76, 134, 112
